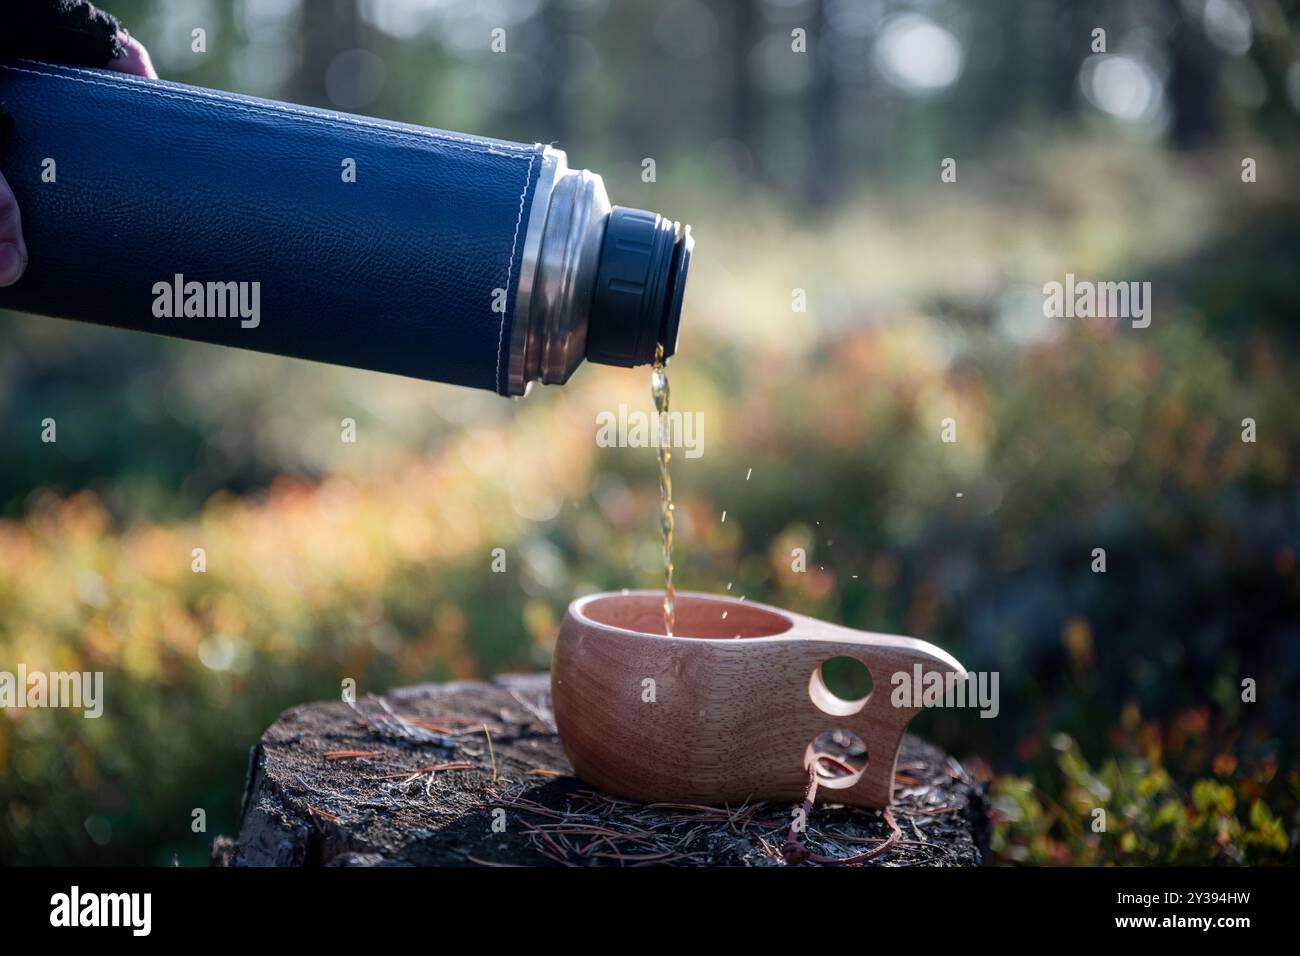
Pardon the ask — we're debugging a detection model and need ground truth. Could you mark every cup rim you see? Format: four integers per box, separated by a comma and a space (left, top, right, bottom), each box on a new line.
568, 589, 796, 641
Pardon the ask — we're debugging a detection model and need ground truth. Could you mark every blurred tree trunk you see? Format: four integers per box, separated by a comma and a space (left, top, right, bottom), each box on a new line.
800, 0, 842, 209
537, 0, 573, 149
295, 0, 361, 106
1046, 0, 1079, 115
728, 0, 760, 183
805, 0, 840, 209
1165, 0, 1218, 149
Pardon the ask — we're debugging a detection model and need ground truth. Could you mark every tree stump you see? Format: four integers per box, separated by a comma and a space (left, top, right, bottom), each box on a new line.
212, 673, 989, 867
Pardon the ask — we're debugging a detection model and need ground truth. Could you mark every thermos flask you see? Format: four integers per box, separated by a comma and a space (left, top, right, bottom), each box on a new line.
0, 59, 692, 395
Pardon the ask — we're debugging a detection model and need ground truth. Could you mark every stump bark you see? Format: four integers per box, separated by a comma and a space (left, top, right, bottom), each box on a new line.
213, 673, 988, 867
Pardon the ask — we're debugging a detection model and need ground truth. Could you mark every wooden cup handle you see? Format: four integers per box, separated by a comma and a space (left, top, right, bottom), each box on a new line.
786, 619, 966, 809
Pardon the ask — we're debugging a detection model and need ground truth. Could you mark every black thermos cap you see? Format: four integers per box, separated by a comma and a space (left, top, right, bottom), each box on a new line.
586, 206, 692, 368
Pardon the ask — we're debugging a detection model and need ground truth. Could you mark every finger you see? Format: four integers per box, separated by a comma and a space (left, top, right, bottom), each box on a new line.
0, 168, 28, 287
104, 31, 158, 80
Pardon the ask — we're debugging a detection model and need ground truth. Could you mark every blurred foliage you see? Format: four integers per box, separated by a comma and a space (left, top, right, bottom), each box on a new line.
3, 0, 1300, 864
992, 710, 1295, 865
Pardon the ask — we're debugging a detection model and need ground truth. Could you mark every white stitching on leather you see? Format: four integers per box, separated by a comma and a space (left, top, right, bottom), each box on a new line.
0, 62, 536, 160
10, 60, 536, 156
498, 147, 538, 393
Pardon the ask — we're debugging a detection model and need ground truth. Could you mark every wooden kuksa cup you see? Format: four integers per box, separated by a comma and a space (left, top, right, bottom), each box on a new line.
552, 590, 966, 809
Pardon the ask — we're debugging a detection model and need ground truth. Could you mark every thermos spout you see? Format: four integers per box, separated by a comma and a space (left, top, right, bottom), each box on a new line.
506, 146, 692, 396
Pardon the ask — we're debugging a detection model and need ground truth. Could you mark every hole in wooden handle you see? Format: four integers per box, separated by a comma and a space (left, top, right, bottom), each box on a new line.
809, 655, 873, 717
804, 730, 869, 789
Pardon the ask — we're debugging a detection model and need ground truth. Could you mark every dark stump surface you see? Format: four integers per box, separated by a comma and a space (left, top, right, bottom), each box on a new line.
212, 673, 989, 867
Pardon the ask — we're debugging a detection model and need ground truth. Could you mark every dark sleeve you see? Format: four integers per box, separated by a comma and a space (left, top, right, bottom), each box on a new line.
0, 0, 124, 66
